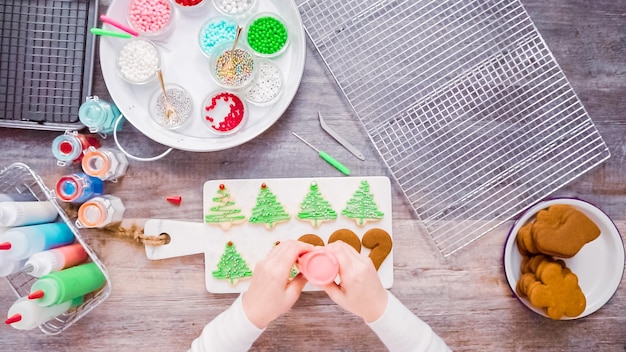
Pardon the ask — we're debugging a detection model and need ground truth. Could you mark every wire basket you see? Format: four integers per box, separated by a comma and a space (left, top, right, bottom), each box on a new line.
298, 0, 610, 256
0, 162, 111, 335
0, 0, 98, 130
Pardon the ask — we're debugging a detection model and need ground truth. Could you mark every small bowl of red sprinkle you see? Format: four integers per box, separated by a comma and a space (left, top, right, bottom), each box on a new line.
245, 12, 289, 58
172, 0, 209, 14
128, 0, 175, 38
201, 90, 248, 135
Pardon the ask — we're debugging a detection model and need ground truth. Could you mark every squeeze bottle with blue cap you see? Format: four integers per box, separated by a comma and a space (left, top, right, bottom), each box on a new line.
5, 296, 83, 330
51, 131, 101, 166
0, 201, 58, 227
55, 173, 104, 203
78, 96, 122, 135
28, 262, 106, 307
0, 222, 74, 261
82, 147, 129, 182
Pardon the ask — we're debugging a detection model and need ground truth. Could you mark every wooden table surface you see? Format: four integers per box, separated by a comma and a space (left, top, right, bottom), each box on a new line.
1, 0, 625, 350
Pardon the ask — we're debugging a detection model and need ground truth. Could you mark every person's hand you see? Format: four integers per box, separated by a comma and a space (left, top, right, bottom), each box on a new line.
322, 240, 388, 323
242, 240, 314, 329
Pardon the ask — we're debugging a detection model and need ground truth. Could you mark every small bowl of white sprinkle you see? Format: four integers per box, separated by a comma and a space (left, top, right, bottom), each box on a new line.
117, 39, 161, 85
211, 0, 257, 17
149, 84, 194, 130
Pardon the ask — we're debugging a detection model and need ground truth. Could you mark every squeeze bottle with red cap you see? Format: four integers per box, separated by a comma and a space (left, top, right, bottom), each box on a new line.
5, 296, 83, 330
297, 249, 339, 286
0, 222, 75, 261
0, 201, 58, 227
28, 262, 106, 307
22, 243, 88, 277
51, 131, 101, 166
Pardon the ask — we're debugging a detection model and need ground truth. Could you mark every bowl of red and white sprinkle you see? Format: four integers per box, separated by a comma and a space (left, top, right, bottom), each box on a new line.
201, 90, 247, 135
128, 0, 175, 38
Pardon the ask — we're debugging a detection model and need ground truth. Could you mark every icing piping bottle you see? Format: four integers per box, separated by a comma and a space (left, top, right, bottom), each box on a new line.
297, 249, 339, 286
0, 257, 26, 277
81, 147, 129, 182
51, 131, 101, 166
76, 195, 125, 229
0, 222, 75, 261
28, 262, 106, 307
22, 243, 89, 277
55, 173, 104, 204
5, 296, 83, 330
0, 201, 59, 227
78, 95, 122, 135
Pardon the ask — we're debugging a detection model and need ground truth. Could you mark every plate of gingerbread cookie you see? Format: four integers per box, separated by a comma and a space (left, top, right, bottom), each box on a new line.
503, 198, 624, 320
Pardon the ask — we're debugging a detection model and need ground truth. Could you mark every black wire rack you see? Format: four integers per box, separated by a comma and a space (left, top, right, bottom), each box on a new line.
0, 0, 97, 130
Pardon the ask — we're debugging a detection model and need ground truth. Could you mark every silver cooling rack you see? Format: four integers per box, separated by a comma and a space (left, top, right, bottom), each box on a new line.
298, 0, 610, 256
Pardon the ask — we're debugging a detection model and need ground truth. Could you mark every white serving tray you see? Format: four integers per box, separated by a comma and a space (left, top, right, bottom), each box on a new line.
144, 176, 393, 293
100, 0, 306, 151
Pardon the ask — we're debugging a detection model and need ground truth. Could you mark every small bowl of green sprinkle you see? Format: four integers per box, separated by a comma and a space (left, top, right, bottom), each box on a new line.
245, 12, 289, 58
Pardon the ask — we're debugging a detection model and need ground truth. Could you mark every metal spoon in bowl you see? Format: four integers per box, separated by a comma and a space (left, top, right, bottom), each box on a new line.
156, 69, 177, 120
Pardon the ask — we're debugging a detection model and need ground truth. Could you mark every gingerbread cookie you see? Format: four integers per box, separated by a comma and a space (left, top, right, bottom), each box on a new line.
298, 234, 325, 247
531, 205, 600, 258
328, 229, 362, 253
296, 181, 337, 227
527, 261, 586, 320
361, 228, 392, 271
204, 183, 246, 230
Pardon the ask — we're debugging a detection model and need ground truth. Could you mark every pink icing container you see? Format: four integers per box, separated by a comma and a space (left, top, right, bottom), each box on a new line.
297, 249, 339, 286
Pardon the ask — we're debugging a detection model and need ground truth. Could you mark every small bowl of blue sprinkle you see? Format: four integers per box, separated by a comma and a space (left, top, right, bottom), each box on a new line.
198, 16, 239, 58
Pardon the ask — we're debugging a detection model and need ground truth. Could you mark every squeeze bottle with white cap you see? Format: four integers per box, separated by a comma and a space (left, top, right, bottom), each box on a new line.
0, 201, 59, 227
0, 222, 75, 261
5, 296, 83, 330
28, 262, 106, 307
22, 243, 88, 277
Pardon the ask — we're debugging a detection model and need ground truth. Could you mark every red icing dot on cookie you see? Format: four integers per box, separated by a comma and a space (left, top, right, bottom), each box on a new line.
219, 184, 225, 190
227, 241, 233, 247
261, 183, 267, 189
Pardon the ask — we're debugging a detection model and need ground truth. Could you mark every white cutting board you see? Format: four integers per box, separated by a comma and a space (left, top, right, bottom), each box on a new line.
144, 176, 393, 293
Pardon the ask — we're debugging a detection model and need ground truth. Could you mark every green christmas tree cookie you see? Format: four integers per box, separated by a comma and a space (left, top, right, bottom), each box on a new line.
297, 181, 337, 227
212, 241, 253, 285
205, 183, 246, 230
342, 180, 385, 226
249, 183, 291, 229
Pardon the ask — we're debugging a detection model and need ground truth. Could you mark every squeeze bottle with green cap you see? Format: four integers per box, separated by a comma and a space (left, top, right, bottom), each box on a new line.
0, 201, 59, 227
5, 296, 83, 330
28, 262, 106, 307
22, 243, 88, 277
0, 222, 74, 261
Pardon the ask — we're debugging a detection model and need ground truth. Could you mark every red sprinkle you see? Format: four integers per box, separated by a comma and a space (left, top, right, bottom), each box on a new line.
175, 0, 203, 5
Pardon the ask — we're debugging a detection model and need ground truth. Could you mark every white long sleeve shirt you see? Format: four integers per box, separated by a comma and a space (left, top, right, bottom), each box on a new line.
189, 291, 450, 352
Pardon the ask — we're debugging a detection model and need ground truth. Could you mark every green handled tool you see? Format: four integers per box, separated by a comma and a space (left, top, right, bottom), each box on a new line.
292, 132, 351, 175
90, 28, 132, 39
